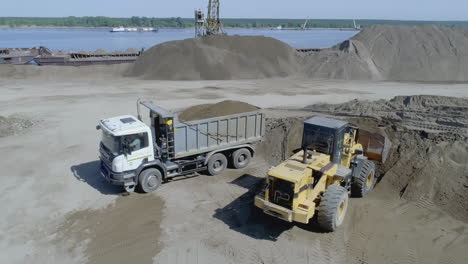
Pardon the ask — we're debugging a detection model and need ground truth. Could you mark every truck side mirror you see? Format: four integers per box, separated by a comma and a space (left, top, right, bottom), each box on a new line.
125, 147, 132, 155
122, 141, 132, 155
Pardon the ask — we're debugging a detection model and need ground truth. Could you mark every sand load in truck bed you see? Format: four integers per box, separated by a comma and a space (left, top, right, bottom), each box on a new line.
127, 35, 301, 80
178, 100, 260, 122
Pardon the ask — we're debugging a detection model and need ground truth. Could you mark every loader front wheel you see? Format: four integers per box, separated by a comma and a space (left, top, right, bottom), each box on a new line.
317, 184, 349, 232
352, 160, 376, 197
207, 153, 228, 176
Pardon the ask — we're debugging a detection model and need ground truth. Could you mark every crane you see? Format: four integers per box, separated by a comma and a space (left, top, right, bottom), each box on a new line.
206, 0, 225, 35
301, 18, 309, 30
194, 0, 225, 37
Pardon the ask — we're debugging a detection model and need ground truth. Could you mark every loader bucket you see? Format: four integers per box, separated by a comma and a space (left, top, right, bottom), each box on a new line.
357, 129, 391, 163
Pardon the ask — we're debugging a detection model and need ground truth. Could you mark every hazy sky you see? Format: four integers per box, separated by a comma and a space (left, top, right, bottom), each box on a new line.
2, 0, 467, 20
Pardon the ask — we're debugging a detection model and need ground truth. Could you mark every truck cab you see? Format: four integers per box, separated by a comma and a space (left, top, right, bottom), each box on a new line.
98, 115, 154, 190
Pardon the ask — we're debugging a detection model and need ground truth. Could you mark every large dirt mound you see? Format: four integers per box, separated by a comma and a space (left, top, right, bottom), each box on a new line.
381, 127, 468, 221
178, 100, 260, 122
127, 35, 301, 80
303, 25, 468, 81
306, 95, 468, 135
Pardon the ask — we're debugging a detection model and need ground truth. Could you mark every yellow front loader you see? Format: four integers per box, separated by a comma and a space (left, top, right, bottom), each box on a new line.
254, 116, 389, 231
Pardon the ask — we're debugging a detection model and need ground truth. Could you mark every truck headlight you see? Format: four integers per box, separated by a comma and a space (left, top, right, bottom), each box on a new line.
111, 156, 124, 172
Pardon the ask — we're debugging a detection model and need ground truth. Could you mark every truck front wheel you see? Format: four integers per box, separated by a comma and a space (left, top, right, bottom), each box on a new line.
207, 153, 227, 176
138, 168, 162, 193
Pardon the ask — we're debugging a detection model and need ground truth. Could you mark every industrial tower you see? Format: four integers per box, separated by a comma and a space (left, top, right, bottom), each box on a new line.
205, 0, 225, 35
194, 9, 205, 37
194, 0, 225, 37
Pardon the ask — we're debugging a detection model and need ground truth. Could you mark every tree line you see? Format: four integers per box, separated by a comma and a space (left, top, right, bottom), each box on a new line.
0, 16, 467, 29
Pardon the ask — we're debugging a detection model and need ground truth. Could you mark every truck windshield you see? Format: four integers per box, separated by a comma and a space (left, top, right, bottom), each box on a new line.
101, 131, 121, 155
302, 127, 334, 154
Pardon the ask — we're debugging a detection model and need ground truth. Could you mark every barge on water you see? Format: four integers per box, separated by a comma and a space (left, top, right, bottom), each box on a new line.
0, 47, 51, 65
111, 26, 159, 33
34, 49, 142, 66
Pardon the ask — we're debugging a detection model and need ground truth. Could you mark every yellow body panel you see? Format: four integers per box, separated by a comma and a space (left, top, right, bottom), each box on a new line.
260, 150, 342, 224
257, 129, 363, 224
268, 151, 330, 183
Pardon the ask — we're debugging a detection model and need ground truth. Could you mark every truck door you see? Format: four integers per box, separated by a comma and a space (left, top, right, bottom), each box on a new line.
122, 132, 152, 172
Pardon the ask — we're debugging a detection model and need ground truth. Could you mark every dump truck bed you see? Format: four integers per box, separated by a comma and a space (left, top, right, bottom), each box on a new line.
173, 111, 265, 158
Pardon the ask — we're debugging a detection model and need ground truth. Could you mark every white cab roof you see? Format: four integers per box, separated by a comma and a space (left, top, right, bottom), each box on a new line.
100, 115, 148, 136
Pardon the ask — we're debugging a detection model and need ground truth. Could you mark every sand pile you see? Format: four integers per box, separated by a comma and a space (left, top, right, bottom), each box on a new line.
380, 126, 468, 221
127, 35, 301, 80
0, 115, 34, 137
304, 25, 468, 81
307, 95, 468, 135
178, 100, 259, 122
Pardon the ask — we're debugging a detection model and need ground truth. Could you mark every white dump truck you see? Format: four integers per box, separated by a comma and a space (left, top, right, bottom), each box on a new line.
97, 100, 265, 192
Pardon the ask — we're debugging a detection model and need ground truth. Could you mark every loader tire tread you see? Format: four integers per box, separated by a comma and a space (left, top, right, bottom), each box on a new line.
352, 160, 375, 198
317, 184, 349, 232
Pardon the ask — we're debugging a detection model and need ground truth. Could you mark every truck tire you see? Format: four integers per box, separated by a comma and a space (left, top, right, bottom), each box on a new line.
207, 153, 227, 176
232, 148, 252, 169
317, 184, 349, 232
138, 168, 162, 193
351, 160, 375, 197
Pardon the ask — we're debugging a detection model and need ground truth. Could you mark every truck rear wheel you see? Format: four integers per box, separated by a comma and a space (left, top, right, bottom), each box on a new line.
207, 153, 227, 176
317, 184, 349, 232
352, 160, 375, 197
138, 168, 162, 193
232, 148, 252, 169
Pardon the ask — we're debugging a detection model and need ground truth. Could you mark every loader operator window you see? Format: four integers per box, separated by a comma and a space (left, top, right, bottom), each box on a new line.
123, 133, 149, 152
302, 127, 334, 155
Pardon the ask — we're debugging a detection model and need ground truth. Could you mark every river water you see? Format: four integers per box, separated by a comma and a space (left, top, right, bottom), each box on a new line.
0, 28, 358, 52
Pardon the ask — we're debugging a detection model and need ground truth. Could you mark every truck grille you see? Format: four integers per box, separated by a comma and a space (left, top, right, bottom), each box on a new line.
99, 143, 113, 167
100, 160, 110, 175
268, 178, 294, 210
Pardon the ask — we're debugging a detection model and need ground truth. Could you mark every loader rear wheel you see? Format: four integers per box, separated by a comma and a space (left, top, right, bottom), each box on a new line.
138, 168, 162, 193
232, 148, 252, 169
317, 184, 349, 232
352, 160, 376, 197
207, 153, 227, 176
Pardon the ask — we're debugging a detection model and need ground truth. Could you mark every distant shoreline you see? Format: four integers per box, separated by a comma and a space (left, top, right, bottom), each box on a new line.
0, 25, 361, 31
0, 25, 111, 29
1, 17, 467, 32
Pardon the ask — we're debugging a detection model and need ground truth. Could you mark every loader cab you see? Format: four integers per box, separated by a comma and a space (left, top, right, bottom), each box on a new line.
302, 116, 348, 164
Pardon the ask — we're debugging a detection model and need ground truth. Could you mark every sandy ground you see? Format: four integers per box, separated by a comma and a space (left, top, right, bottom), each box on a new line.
1, 67, 468, 263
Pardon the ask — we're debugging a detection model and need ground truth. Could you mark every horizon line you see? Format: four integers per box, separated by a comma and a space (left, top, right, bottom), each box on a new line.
1, 16, 468, 23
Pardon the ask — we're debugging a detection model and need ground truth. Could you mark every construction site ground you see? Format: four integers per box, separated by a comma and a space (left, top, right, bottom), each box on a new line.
1, 65, 467, 264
